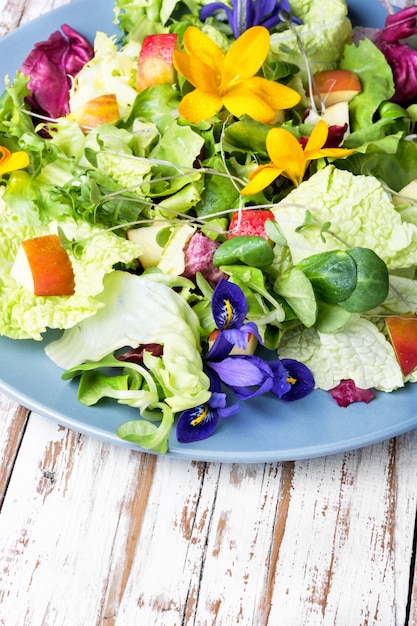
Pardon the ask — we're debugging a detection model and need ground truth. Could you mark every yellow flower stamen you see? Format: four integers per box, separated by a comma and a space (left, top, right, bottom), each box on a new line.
190, 403, 209, 427
241, 120, 355, 195
173, 26, 301, 124
0, 146, 30, 177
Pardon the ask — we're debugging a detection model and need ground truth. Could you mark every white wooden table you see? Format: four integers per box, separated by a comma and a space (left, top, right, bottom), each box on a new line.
0, 2, 416, 624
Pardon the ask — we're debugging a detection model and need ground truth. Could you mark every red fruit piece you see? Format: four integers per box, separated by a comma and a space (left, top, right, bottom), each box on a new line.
385, 314, 417, 376
136, 34, 178, 92
227, 209, 274, 240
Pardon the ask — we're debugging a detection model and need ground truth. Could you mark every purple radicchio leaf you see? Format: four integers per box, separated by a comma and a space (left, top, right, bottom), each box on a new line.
20, 23, 94, 119
374, 7, 417, 104
328, 379, 374, 408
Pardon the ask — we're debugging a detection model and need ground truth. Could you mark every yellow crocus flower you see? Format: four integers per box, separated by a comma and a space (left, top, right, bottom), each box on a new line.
172, 25, 301, 124
241, 120, 355, 194
0, 146, 29, 177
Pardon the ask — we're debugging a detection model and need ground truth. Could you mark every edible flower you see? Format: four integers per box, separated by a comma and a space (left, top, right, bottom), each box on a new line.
176, 279, 314, 443
172, 25, 301, 124
241, 119, 354, 194
200, 0, 301, 39
176, 391, 240, 443
208, 278, 262, 360
0, 146, 29, 176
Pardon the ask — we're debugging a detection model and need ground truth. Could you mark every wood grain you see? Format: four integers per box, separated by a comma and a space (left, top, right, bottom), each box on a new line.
0, 1, 416, 625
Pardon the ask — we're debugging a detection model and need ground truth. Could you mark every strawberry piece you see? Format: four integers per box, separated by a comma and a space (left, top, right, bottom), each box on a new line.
227, 209, 274, 240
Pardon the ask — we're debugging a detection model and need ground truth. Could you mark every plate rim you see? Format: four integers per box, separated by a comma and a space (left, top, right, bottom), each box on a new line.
0, 0, 416, 463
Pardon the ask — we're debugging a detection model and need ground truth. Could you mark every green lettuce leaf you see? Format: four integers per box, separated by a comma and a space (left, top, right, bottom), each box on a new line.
270, 0, 352, 78
69, 32, 139, 118
278, 315, 404, 392
273, 166, 417, 270
0, 196, 143, 340
45, 270, 211, 413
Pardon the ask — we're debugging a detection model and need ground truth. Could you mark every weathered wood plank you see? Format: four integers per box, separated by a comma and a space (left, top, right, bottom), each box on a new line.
112, 434, 417, 626
0, 392, 29, 506
0, 412, 157, 625
0, 0, 72, 38
266, 433, 417, 626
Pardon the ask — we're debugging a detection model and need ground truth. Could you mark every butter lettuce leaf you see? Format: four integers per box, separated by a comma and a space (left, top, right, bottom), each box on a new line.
274, 166, 417, 270
340, 38, 395, 134
0, 196, 143, 340
46, 271, 211, 413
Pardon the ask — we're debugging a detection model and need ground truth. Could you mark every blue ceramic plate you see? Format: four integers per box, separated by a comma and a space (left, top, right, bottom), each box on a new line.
0, 0, 415, 463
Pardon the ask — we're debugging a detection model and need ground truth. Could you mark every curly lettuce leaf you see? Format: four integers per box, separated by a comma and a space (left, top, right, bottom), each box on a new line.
277, 316, 404, 392
0, 196, 143, 340
274, 166, 417, 270
270, 0, 352, 78
69, 32, 139, 118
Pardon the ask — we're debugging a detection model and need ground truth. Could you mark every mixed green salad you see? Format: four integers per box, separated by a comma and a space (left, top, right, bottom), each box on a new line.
1, 0, 417, 453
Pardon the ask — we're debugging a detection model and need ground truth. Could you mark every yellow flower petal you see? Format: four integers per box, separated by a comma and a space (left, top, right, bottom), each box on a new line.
0, 148, 29, 176
265, 127, 306, 185
241, 164, 283, 195
304, 119, 328, 152
0, 146, 11, 163
223, 84, 277, 124
306, 147, 356, 160
178, 89, 223, 123
183, 26, 224, 77
222, 26, 270, 87
244, 76, 301, 110
173, 50, 218, 92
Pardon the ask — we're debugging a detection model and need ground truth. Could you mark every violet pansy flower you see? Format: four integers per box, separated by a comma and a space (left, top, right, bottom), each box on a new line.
200, 0, 301, 39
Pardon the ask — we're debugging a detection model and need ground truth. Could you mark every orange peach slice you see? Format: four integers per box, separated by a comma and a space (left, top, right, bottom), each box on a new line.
309, 69, 361, 107
136, 34, 178, 92
385, 314, 417, 376
11, 234, 75, 296
68, 94, 120, 131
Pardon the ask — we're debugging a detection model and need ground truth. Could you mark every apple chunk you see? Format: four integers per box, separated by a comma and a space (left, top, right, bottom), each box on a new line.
68, 94, 120, 131
309, 69, 361, 107
385, 314, 417, 376
11, 234, 75, 296
136, 34, 178, 92
127, 223, 170, 269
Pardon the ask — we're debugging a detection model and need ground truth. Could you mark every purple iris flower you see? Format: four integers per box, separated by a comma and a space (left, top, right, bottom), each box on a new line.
207, 354, 281, 399
176, 391, 240, 442
176, 279, 315, 443
208, 278, 263, 361
279, 358, 315, 401
200, 0, 301, 39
